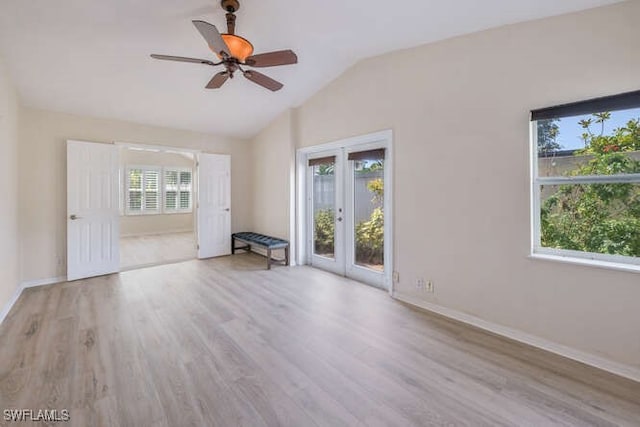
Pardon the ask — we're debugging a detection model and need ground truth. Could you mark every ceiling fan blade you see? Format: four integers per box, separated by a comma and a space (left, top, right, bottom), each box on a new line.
206, 71, 230, 89
243, 70, 284, 92
192, 20, 230, 57
245, 50, 298, 68
150, 54, 217, 66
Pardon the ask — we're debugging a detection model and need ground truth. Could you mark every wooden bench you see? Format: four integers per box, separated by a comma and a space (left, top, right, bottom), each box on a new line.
231, 232, 289, 270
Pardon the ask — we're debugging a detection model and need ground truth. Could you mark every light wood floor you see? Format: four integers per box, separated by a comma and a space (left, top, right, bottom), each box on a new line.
119, 231, 196, 270
1, 254, 639, 426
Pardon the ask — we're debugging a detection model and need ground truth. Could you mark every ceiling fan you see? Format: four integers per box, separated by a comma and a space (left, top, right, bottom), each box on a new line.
151, 0, 298, 92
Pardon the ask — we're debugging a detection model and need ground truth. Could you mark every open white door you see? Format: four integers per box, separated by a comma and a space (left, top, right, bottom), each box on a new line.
67, 140, 120, 281
197, 153, 231, 259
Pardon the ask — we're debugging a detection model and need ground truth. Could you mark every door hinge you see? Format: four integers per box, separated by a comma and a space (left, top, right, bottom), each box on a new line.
197, 244, 200, 250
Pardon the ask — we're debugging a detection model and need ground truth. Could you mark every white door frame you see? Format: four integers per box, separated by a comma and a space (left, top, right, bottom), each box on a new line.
296, 130, 394, 293
115, 141, 201, 266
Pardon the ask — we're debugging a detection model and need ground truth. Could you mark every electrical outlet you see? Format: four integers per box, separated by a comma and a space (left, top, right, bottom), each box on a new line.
393, 271, 400, 283
426, 280, 434, 293
416, 278, 425, 290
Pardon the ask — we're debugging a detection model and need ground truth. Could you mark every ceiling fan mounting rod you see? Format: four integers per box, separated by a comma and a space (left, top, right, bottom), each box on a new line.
221, 0, 240, 34
226, 12, 236, 35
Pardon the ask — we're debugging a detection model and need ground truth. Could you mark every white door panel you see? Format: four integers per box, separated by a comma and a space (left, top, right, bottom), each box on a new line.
67, 140, 120, 281
198, 154, 231, 259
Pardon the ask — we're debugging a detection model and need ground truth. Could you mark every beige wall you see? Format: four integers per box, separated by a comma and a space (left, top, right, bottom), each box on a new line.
0, 57, 19, 314
257, 2, 640, 368
18, 108, 251, 283
249, 110, 294, 241
120, 148, 195, 237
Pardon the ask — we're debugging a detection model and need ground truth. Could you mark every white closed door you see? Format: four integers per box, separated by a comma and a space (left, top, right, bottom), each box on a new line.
67, 140, 120, 281
197, 153, 231, 259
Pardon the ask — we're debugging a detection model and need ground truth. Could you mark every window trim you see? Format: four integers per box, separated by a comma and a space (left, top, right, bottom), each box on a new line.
163, 167, 193, 214
530, 119, 640, 271
125, 165, 162, 216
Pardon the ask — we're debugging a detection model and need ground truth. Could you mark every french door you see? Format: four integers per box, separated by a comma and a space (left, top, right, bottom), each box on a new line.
307, 141, 389, 289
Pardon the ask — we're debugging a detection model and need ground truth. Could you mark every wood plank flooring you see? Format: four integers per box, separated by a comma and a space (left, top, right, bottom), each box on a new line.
1, 253, 639, 426
119, 232, 196, 270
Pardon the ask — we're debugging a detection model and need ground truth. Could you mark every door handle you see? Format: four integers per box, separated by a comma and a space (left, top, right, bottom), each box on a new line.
224, 208, 230, 212
69, 214, 81, 220
337, 217, 343, 222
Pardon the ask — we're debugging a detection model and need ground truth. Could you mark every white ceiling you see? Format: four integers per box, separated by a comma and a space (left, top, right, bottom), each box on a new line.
0, 0, 621, 139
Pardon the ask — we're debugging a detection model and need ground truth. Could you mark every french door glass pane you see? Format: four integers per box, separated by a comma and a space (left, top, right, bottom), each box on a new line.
353, 160, 384, 271
313, 163, 335, 259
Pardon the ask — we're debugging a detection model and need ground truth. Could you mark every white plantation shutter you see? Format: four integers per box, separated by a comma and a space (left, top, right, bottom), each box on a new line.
165, 170, 178, 211
144, 169, 160, 212
179, 171, 192, 210
127, 168, 143, 213
126, 166, 161, 215
164, 168, 193, 213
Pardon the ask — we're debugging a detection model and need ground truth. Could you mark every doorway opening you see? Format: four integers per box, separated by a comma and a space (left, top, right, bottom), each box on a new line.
118, 145, 197, 270
297, 130, 393, 291
66, 140, 232, 281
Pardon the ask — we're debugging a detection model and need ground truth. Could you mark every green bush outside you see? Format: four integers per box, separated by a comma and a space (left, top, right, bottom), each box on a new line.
314, 176, 385, 265
314, 209, 335, 255
540, 114, 640, 257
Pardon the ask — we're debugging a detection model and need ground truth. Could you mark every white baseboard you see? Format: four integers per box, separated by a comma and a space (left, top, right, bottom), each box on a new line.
238, 246, 292, 266
0, 276, 68, 325
0, 284, 24, 325
121, 229, 193, 238
21, 276, 67, 289
393, 292, 640, 384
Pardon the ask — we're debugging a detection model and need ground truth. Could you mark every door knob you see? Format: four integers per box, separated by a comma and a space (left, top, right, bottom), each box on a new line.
337, 217, 343, 222
69, 214, 81, 220
224, 208, 230, 212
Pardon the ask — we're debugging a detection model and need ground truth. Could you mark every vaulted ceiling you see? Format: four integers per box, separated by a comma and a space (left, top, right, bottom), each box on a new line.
0, 0, 621, 138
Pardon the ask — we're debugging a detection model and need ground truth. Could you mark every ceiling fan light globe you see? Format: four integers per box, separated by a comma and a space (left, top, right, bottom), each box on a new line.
216, 34, 254, 62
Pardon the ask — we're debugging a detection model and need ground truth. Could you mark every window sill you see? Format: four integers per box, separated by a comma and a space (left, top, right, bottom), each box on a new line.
123, 212, 161, 217
530, 252, 640, 274
163, 210, 193, 215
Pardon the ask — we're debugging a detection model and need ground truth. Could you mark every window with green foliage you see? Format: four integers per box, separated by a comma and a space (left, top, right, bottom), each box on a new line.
532, 92, 640, 266
353, 160, 384, 270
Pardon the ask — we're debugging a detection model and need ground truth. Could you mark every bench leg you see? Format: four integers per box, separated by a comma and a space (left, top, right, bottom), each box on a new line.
267, 248, 272, 270
285, 246, 289, 266
231, 237, 235, 254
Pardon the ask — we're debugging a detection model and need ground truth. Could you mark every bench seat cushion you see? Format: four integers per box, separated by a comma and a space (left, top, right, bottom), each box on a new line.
232, 232, 289, 249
